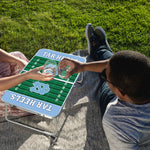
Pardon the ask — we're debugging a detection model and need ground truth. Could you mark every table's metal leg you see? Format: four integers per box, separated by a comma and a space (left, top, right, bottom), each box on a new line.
5, 104, 58, 138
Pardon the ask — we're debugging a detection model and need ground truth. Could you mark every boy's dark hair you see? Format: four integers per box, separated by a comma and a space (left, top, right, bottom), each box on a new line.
109, 50, 150, 103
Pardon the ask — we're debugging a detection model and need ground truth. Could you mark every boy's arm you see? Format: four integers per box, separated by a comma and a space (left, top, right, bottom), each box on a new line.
103, 120, 139, 150
59, 58, 109, 78
82, 59, 109, 72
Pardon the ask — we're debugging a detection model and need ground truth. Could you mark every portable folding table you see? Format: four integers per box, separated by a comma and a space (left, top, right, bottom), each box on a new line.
2, 49, 85, 137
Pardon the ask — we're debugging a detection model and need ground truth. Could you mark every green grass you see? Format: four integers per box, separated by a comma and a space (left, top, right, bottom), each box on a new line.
0, 0, 150, 59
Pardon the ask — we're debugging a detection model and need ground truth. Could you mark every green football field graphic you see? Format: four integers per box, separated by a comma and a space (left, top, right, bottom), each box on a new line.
2, 49, 85, 118
9, 55, 77, 106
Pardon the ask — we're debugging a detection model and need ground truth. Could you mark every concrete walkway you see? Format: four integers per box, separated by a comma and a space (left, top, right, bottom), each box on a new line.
0, 99, 109, 150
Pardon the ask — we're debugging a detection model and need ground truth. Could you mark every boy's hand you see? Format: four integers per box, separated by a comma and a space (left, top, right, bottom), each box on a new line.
59, 58, 83, 78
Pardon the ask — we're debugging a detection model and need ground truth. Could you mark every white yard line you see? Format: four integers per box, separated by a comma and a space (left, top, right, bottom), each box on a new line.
54, 78, 74, 85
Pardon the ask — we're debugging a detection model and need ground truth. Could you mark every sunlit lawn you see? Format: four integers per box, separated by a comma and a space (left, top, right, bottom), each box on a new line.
0, 0, 150, 59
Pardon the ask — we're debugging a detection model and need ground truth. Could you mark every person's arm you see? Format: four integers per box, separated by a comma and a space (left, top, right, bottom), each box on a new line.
103, 122, 139, 150
82, 59, 109, 72
59, 58, 109, 78
0, 49, 28, 69
0, 65, 53, 91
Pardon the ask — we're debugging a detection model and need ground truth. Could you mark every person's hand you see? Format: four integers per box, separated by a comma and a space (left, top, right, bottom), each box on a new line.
15, 58, 29, 70
9, 51, 29, 70
25, 65, 54, 81
59, 58, 83, 78
0, 62, 11, 76
18, 59, 28, 69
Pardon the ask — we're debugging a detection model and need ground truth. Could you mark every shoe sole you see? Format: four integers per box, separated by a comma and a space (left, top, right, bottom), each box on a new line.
95, 27, 111, 51
85, 23, 93, 55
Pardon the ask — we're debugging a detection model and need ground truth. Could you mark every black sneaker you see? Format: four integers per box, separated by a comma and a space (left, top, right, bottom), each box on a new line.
94, 27, 111, 51
85, 23, 101, 56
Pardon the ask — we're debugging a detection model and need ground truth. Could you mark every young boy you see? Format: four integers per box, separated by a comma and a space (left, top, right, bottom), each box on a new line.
60, 23, 150, 150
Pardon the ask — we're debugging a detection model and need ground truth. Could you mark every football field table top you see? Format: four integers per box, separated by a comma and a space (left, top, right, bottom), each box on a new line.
2, 49, 85, 118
